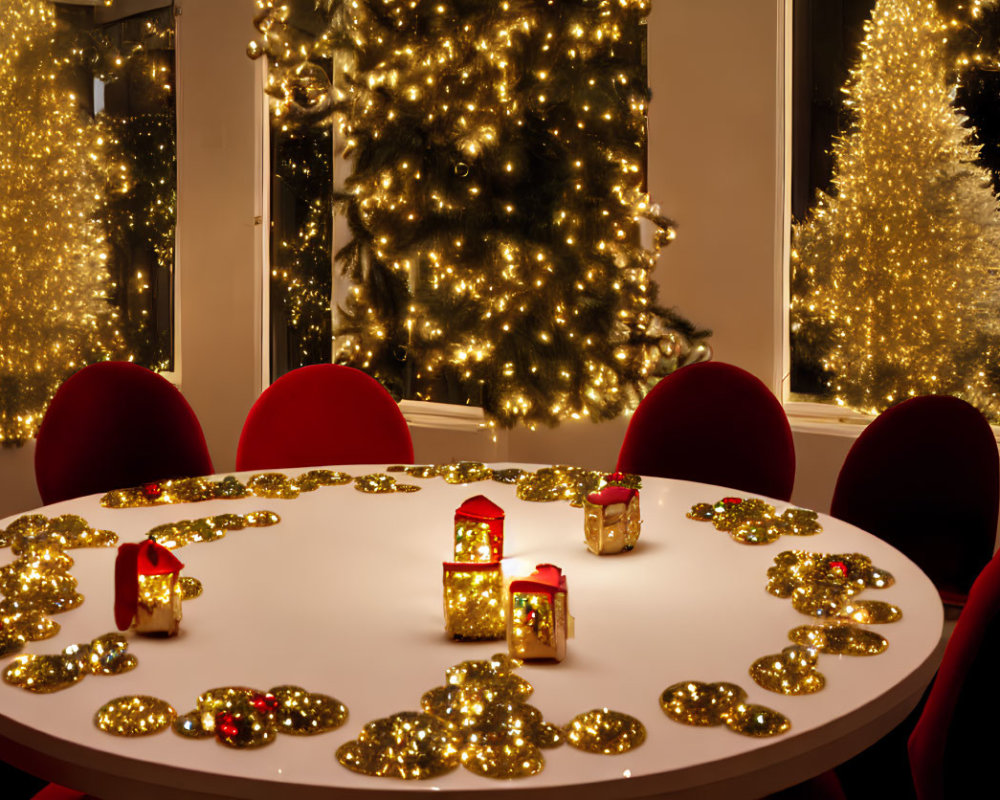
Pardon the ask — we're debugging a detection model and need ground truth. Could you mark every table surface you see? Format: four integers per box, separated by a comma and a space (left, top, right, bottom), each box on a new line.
0, 464, 944, 800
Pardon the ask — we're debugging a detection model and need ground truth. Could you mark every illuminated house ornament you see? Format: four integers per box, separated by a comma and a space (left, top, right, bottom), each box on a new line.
114, 537, 184, 636
508, 564, 569, 662
454, 495, 505, 563
583, 485, 640, 555
442, 562, 506, 641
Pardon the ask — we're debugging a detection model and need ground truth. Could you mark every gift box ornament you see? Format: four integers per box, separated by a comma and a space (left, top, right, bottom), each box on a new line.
114, 537, 184, 636
454, 495, 505, 563
583, 486, 640, 554
507, 564, 569, 662
443, 562, 506, 640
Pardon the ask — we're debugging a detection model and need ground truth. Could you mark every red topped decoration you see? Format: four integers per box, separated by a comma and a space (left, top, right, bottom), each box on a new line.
509, 563, 567, 602
829, 561, 848, 578
114, 538, 184, 631
454, 495, 505, 563
141, 482, 163, 500
457, 495, 504, 521
586, 485, 637, 506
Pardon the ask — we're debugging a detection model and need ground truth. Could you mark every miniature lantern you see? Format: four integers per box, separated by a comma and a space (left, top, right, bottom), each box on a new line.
507, 564, 569, 662
115, 537, 184, 636
454, 495, 505, 563
443, 562, 506, 640
583, 485, 640, 555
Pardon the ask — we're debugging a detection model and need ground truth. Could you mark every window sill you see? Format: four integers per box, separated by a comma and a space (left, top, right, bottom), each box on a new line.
399, 399, 488, 432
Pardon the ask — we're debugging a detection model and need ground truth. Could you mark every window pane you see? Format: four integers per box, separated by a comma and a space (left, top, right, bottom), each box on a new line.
258, 1, 709, 428
790, 0, 1000, 420
0, 2, 176, 443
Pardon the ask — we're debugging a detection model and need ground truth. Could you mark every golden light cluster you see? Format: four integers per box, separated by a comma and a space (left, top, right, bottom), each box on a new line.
250, 0, 707, 427
791, 0, 1000, 418
0, 0, 125, 442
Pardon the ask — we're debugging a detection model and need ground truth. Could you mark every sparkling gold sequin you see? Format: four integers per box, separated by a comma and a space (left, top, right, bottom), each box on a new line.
336, 712, 463, 779
179, 576, 203, 600
84, 634, 137, 675
515, 465, 603, 506
387, 464, 440, 478
354, 473, 420, 493
245, 510, 281, 527
491, 468, 524, 484
246, 473, 300, 499
840, 599, 903, 624
660, 681, 790, 738
441, 462, 494, 484
3, 633, 138, 691
723, 703, 791, 737
659, 681, 747, 726
750, 646, 826, 695
460, 738, 544, 779
565, 709, 646, 754
688, 498, 824, 544
730, 519, 783, 544
173, 710, 213, 738
293, 469, 352, 490
197, 687, 278, 748
4, 654, 87, 692
789, 624, 888, 656
95, 696, 176, 736
270, 685, 348, 735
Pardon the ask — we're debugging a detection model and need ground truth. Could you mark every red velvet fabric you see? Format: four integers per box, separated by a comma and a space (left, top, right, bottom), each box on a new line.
31, 785, 87, 800
615, 362, 795, 501
830, 395, 998, 605
235, 364, 414, 471
909, 551, 1000, 799
34, 362, 214, 505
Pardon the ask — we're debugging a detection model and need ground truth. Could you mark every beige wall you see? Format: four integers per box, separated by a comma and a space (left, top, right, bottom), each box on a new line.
0, 0, 853, 520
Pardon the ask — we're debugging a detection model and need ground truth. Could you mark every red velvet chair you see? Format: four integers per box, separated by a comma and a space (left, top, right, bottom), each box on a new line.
909, 550, 1000, 799
34, 362, 214, 505
616, 361, 796, 500
830, 395, 998, 606
236, 364, 414, 471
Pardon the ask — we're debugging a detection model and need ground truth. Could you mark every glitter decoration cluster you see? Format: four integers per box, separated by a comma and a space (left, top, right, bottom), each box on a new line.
101, 470, 351, 507
749, 646, 826, 695
1, 514, 117, 658
660, 681, 790, 737
389, 462, 638, 507
336, 653, 644, 781
353, 474, 421, 493
5, 633, 136, 693
687, 497, 822, 545
766, 550, 901, 624
96, 685, 348, 745
96, 696, 177, 737
142, 511, 280, 550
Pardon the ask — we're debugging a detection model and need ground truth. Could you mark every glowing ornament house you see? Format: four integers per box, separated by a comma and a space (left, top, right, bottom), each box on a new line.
583, 485, 640, 555
507, 564, 569, 662
114, 537, 184, 636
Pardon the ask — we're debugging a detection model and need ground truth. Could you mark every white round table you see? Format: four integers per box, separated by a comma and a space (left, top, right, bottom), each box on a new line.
0, 464, 944, 799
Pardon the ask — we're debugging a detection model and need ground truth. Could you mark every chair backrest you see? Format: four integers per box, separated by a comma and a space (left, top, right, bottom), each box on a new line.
235, 364, 414, 471
908, 550, 1000, 799
830, 395, 998, 605
615, 361, 795, 500
34, 362, 214, 505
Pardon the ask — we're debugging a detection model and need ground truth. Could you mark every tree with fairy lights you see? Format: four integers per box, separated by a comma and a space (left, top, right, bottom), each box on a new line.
0, 1, 124, 443
252, 0, 708, 428
791, 0, 1000, 417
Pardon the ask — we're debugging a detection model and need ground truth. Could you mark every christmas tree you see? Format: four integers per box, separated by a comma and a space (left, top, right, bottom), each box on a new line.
251, 0, 708, 428
791, 0, 1000, 416
0, 1, 124, 442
